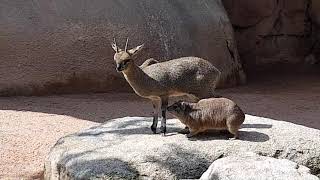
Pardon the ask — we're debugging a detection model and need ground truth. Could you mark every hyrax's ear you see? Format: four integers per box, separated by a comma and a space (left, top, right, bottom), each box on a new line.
127, 44, 144, 55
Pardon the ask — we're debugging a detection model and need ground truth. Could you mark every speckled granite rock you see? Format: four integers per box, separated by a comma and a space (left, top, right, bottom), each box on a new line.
45, 115, 320, 179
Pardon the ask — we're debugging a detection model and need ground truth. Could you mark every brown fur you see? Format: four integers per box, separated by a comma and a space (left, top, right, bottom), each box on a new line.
167, 98, 245, 139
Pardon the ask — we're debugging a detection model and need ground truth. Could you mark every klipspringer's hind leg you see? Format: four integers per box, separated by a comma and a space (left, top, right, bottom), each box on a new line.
150, 99, 160, 134
160, 97, 168, 136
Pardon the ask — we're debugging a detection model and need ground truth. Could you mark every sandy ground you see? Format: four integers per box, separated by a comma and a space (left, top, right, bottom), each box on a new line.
0, 74, 319, 179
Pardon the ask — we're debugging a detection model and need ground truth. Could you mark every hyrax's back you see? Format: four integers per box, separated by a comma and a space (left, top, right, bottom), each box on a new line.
187, 98, 244, 138
142, 57, 220, 98
195, 98, 245, 128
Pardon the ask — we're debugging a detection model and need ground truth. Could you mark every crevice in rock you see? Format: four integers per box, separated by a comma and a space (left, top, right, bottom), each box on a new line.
272, 8, 283, 33
305, 0, 313, 36
225, 40, 235, 60
258, 33, 308, 39
272, 149, 283, 158
232, 19, 264, 31
306, 157, 320, 177
270, 149, 320, 177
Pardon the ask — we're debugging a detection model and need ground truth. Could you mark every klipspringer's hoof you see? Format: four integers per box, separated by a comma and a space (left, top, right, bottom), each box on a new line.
160, 126, 166, 136
161, 132, 166, 137
150, 126, 157, 134
178, 128, 190, 134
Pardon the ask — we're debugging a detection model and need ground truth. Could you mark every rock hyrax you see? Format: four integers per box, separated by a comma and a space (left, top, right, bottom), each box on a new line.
167, 98, 245, 139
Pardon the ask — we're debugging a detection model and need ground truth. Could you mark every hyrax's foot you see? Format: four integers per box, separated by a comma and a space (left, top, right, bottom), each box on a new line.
160, 126, 166, 136
150, 125, 157, 134
186, 129, 200, 138
228, 132, 239, 140
186, 133, 198, 138
186, 133, 193, 138
178, 127, 190, 134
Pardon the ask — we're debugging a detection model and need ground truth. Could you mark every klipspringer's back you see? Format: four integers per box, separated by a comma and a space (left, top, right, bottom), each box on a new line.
142, 57, 220, 97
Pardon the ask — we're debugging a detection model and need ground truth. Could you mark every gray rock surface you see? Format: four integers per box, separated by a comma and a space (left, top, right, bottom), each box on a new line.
0, 0, 244, 96
200, 152, 319, 180
44, 115, 320, 179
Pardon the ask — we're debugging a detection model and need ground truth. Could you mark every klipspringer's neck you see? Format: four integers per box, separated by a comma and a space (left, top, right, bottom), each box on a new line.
121, 63, 150, 97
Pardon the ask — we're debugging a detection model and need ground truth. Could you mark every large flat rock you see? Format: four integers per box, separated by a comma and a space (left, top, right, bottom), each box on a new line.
44, 115, 320, 179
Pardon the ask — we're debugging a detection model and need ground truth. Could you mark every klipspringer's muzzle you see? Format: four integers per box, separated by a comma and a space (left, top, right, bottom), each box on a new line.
116, 64, 125, 72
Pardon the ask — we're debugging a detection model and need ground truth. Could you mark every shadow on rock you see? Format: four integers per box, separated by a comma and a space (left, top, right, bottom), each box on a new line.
77, 126, 183, 137
241, 123, 272, 129
187, 130, 269, 142
145, 144, 216, 179
57, 153, 138, 179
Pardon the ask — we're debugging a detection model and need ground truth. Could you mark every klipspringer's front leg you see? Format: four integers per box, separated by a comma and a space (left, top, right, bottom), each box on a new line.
150, 100, 160, 134
160, 97, 168, 136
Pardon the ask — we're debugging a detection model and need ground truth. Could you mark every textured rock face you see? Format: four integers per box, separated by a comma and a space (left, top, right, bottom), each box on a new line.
311, 0, 320, 63
200, 152, 318, 180
222, 0, 320, 72
0, 0, 244, 96
44, 115, 320, 179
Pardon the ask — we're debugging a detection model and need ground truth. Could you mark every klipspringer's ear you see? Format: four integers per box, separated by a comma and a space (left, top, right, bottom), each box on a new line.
111, 43, 120, 53
111, 38, 121, 53
128, 44, 144, 55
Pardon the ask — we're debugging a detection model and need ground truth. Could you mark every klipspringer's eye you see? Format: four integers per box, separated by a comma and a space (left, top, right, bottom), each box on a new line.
123, 59, 130, 65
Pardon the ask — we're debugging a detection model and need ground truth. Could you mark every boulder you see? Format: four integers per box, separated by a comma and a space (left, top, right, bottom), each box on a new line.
200, 152, 318, 180
44, 115, 320, 179
222, 0, 319, 72
0, 0, 244, 96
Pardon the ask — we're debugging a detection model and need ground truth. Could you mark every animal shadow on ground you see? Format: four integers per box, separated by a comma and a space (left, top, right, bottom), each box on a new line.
241, 124, 272, 129
76, 118, 183, 137
77, 126, 183, 137
186, 123, 272, 142
76, 119, 271, 143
